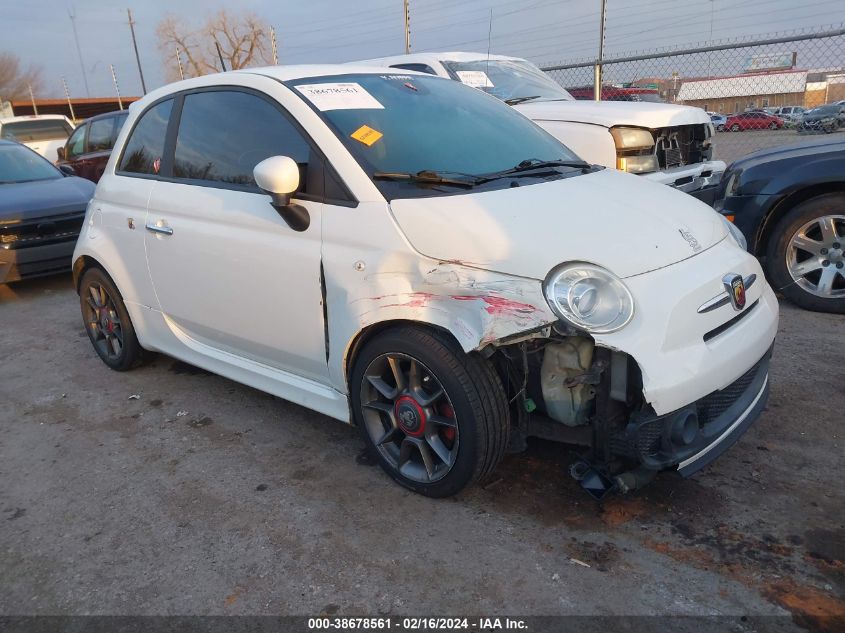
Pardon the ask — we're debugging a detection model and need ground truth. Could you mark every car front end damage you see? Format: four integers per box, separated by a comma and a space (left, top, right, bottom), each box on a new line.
479, 237, 776, 499
337, 232, 778, 499
614, 123, 725, 205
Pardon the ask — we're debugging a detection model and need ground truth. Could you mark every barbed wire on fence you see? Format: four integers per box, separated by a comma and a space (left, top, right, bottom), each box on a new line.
538, 24, 845, 163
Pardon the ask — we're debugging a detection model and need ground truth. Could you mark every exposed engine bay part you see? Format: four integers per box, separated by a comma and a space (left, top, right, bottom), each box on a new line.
539, 337, 597, 426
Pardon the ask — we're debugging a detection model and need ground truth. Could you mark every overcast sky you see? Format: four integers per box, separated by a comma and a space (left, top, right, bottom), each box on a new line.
4, 0, 845, 98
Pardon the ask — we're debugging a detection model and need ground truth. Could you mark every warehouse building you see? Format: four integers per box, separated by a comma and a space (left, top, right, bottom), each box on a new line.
677, 69, 807, 113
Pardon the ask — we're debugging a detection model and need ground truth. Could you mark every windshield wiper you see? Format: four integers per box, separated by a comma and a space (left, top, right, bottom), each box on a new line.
373, 170, 481, 188
504, 95, 542, 105
477, 158, 593, 183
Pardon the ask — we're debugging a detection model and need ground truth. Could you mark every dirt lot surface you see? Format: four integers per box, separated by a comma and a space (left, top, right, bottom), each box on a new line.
1, 274, 843, 630
712, 127, 843, 166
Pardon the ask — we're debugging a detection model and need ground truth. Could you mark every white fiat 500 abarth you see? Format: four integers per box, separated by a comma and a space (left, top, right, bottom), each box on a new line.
73, 65, 778, 499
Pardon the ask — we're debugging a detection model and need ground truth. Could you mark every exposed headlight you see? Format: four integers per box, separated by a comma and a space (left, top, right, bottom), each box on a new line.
610, 127, 655, 150
611, 127, 658, 174
723, 169, 742, 197
617, 155, 659, 174
543, 263, 635, 333
721, 215, 747, 251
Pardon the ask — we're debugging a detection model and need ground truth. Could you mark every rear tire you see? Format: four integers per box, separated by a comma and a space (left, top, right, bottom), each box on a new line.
765, 194, 845, 313
350, 326, 509, 497
731, 124, 741, 132
79, 267, 147, 370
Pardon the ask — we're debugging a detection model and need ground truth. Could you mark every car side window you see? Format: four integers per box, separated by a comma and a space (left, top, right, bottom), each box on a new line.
118, 98, 173, 175
113, 113, 128, 144
65, 124, 87, 159
172, 90, 312, 191
88, 117, 115, 152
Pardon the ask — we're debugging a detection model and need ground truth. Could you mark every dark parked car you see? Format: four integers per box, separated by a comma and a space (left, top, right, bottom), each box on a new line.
57, 110, 128, 183
725, 111, 784, 131
0, 139, 95, 283
715, 136, 845, 313
797, 104, 844, 134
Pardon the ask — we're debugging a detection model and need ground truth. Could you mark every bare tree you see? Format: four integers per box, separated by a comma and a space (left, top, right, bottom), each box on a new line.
157, 10, 273, 82
0, 52, 44, 102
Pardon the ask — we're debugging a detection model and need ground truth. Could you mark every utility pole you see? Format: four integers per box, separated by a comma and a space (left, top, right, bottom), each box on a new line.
68, 8, 91, 97
175, 48, 185, 80
594, 0, 607, 101
707, 0, 715, 77
127, 8, 147, 94
62, 77, 76, 121
110, 64, 124, 110
28, 84, 38, 115
404, 0, 411, 54
270, 26, 279, 65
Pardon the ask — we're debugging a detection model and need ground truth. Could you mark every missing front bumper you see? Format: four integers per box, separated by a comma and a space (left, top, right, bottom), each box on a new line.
610, 346, 772, 477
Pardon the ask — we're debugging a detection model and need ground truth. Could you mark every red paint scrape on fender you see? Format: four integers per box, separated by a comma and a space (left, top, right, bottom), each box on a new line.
450, 295, 538, 316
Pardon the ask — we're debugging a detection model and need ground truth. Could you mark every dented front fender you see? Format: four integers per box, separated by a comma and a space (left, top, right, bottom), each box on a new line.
322, 201, 557, 393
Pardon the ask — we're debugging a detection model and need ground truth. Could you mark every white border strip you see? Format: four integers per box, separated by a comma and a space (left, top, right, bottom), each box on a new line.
678, 374, 769, 470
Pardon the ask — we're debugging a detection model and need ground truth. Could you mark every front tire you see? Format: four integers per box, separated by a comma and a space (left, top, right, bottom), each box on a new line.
765, 194, 845, 313
79, 267, 147, 370
350, 326, 509, 498
731, 123, 741, 132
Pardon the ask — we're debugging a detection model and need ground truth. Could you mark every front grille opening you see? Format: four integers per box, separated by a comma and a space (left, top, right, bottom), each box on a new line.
703, 300, 759, 342
697, 355, 764, 427
0, 211, 85, 249
654, 124, 712, 169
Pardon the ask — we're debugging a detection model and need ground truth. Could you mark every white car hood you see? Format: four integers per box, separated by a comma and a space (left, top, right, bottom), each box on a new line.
389, 169, 727, 280
515, 99, 710, 128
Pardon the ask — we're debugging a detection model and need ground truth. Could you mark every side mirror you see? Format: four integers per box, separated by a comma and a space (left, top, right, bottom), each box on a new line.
58, 164, 76, 176
56, 147, 66, 161
253, 155, 310, 232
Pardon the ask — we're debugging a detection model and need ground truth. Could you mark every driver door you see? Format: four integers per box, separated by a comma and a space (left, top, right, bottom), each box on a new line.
143, 88, 330, 383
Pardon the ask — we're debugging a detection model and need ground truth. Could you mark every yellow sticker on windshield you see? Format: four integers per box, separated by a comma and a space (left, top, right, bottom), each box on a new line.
351, 125, 383, 146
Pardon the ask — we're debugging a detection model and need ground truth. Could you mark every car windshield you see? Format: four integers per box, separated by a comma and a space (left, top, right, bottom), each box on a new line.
439, 59, 574, 103
288, 73, 582, 199
807, 105, 838, 115
1, 119, 73, 142
0, 143, 63, 183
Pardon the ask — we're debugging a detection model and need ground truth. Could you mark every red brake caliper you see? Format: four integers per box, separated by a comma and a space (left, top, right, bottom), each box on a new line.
439, 403, 456, 444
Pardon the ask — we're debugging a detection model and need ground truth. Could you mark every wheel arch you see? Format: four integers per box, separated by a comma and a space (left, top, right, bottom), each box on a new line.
72, 254, 112, 293
343, 319, 464, 389
755, 183, 845, 256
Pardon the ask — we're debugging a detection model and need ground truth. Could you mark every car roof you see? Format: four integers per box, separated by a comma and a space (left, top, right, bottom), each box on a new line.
0, 114, 71, 123
354, 51, 523, 66
130, 65, 439, 108
236, 64, 434, 81
81, 110, 129, 122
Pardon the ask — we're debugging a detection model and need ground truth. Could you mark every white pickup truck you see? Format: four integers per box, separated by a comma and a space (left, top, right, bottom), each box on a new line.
0, 114, 75, 162
356, 52, 725, 202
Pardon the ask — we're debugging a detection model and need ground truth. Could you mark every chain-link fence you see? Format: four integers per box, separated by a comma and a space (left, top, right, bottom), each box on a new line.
540, 26, 845, 165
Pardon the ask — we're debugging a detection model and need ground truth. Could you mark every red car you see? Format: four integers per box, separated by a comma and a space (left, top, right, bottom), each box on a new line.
725, 111, 784, 131
56, 110, 128, 183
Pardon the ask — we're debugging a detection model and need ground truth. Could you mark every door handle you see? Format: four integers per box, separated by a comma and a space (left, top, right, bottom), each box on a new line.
145, 222, 173, 236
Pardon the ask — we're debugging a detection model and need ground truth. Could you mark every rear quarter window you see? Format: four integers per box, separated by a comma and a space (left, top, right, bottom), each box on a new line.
118, 99, 173, 175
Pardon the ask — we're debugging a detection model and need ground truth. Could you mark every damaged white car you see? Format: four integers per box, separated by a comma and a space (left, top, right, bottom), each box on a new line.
73, 66, 778, 499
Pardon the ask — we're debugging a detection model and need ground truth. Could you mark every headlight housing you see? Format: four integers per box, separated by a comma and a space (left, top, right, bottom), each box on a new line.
723, 169, 742, 197
543, 263, 635, 333
720, 215, 747, 251
610, 126, 658, 175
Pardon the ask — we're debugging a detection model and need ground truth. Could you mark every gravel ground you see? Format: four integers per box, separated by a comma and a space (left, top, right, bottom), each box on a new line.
0, 274, 843, 630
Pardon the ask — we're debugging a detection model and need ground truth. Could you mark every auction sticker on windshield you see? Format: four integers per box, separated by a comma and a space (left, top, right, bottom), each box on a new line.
350, 124, 383, 146
455, 70, 494, 88
294, 83, 384, 111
